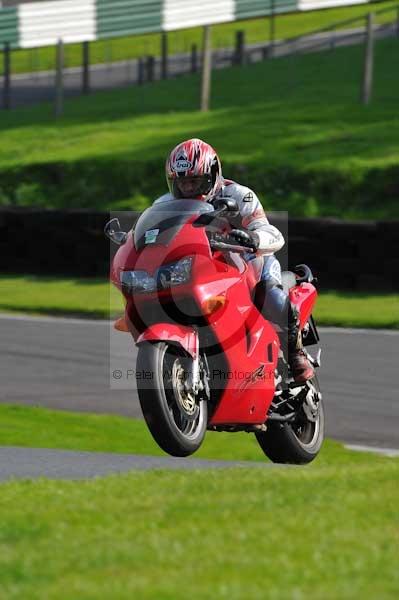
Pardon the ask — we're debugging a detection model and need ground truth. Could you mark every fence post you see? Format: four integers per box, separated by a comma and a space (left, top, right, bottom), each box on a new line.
191, 43, 198, 73
161, 32, 168, 79
146, 55, 155, 82
138, 57, 144, 84
234, 30, 245, 65
55, 39, 64, 118
3, 42, 11, 109
269, 0, 276, 58
361, 13, 374, 106
82, 41, 90, 94
200, 25, 212, 112
330, 25, 336, 51
105, 40, 112, 70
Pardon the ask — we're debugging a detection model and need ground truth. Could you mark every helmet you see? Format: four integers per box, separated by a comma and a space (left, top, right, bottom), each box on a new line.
166, 138, 222, 201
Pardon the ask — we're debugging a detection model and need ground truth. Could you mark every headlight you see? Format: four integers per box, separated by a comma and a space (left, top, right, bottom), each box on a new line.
157, 257, 193, 289
120, 270, 156, 294
120, 257, 193, 294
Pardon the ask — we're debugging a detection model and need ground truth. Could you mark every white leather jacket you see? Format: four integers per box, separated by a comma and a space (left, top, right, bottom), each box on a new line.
153, 179, 285, 256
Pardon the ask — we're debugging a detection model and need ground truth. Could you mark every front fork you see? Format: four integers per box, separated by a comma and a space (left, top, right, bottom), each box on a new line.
186, 353, 201, 396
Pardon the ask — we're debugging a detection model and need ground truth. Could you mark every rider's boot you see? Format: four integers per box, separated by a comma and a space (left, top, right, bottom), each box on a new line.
254, 279, 314, 383
288, 303, 314, 383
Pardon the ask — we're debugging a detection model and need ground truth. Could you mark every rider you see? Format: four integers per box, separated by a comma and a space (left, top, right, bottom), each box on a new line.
155, 138, 314, 383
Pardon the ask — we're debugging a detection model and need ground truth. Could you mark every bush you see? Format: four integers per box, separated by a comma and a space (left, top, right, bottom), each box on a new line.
0, 159, 398, 219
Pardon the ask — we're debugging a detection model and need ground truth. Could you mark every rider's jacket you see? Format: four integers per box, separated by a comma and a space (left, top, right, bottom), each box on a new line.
153, 179, 285, 256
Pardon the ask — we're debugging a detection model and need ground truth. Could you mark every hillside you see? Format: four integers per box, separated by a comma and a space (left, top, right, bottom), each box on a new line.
1, 36, 398, 218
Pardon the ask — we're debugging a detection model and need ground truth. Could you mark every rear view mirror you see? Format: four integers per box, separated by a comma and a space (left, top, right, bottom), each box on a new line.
212, 197, 239, 213
193, 206, 231, 228
192, 212, 218, 227
104, 218, 128, 246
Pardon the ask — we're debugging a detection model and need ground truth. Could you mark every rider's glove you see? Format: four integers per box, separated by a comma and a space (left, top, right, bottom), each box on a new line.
230, 229, 259, 251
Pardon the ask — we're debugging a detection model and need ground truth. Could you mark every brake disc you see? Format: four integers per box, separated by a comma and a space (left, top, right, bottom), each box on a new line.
171, 360, 198, 420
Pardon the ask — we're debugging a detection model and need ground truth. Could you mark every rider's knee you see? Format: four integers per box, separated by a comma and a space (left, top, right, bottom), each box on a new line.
254, 280, 289, 325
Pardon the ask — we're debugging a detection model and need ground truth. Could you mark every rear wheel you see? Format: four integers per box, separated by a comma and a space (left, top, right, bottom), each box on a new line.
136, 342, 207, 457
256, 375, 324, 464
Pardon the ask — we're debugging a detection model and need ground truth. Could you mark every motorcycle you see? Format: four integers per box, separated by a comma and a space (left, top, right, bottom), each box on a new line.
105, 197, 323, 464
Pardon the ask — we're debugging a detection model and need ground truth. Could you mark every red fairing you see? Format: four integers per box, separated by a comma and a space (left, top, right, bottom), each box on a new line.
289, 283, 318, 329
137, 324, 199, 359
208, 304, 279, 425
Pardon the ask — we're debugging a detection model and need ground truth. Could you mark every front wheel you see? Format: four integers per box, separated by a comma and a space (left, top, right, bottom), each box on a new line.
256, 375, 324, 464
136, 342, 207, 457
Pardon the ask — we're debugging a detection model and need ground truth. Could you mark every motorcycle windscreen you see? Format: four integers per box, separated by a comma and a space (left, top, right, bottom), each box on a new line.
134, 199, 213, 251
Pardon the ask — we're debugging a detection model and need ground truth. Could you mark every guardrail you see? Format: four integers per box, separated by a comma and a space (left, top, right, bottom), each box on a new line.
0, 208, 397, 291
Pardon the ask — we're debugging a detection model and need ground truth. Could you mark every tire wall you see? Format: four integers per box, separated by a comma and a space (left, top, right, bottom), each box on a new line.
0, 208, 397, 290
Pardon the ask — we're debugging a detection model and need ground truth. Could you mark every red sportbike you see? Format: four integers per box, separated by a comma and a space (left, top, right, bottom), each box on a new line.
106, 198, 323, 464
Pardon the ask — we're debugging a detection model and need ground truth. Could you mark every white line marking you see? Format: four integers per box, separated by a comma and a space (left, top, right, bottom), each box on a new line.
0, 313, 110, 326
345, 444, 399, 457
318, 326, 399, 336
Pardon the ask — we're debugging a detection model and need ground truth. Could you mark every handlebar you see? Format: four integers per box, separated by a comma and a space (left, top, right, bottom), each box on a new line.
209, 239, 255, 254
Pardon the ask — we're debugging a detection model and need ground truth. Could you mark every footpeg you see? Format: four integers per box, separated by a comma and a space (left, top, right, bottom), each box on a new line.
253, 424, 267, 432
304, 348, 321, 368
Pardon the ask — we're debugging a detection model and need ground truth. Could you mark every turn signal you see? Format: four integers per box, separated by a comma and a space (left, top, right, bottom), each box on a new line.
114, 316, 129, 332
201, 295, 226, 316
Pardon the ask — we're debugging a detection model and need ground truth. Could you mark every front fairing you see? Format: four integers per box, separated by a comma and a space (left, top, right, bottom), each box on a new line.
111, 199, 215, 290
133, 199, 214, 251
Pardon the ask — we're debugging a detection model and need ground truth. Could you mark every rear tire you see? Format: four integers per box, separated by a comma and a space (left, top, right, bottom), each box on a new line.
136, 342, 207, 457
256, 375, 324, 464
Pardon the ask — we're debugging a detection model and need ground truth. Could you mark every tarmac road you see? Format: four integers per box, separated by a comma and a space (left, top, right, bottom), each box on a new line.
0, 313, 398, 450
0, 447, 278, 481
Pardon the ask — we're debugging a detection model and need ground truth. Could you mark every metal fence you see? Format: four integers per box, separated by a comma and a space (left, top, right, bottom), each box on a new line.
1, 2, 398, 110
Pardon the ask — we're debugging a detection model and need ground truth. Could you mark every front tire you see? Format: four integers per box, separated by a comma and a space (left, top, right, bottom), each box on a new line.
256, 375, 324, 464
136, 342, 207, 457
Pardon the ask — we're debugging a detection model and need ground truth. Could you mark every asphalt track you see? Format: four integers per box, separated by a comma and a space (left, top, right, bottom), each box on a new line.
0, 447, 277, 481
0, 314, 398, 452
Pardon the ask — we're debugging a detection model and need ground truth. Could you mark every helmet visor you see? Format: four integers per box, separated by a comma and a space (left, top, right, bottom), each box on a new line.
174, 175, 213, 199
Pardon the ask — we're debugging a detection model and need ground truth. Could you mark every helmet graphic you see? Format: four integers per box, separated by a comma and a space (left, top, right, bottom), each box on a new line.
166, 138, 222, 201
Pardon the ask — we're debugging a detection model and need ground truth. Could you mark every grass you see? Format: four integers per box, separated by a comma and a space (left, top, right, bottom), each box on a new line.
0, 276, 123, 319
3, 41, 399, 173
0, 403, 332, 460
0, 275, 398, 328
0, 404, 398, 599
0, 403, 393, 464
313, 291, 399, 328
4, 1, 395, 75
1, 35, 399, 218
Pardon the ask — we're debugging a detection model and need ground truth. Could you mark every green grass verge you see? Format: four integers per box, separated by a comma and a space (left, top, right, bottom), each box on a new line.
0, 276, 398, 328
0, 403, 323, 460
0, 276, 123, 320
0, 404, 398, 599
0, 403, 392, 464
4, 1, 395, 75
1, 35, 399, 218
314, 290, 399, 329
